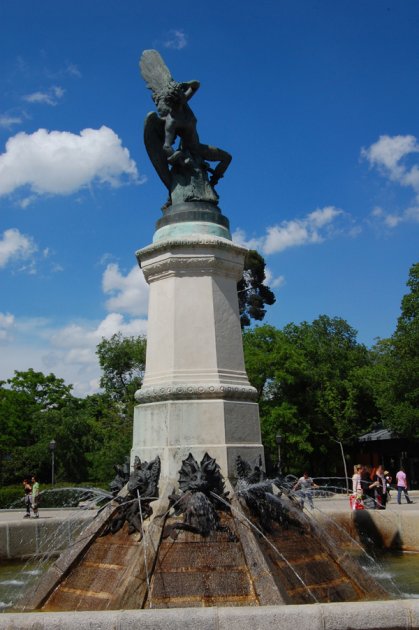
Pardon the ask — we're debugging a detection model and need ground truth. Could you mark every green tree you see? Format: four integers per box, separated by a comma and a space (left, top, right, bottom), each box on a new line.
93, 334, 147, 476
373, 263, 419, 437
243, 318, 379, 475
83, 393, 132, 482
7, 369, 73, 409
238, 250, 276, 328
96, 333, 146, 416
243, 325, 312, 472
0, 367, 135, 485
0, 370, 85, 484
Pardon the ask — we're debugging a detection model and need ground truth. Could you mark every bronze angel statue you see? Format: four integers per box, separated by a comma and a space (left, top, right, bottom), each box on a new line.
140, 50, 231, 209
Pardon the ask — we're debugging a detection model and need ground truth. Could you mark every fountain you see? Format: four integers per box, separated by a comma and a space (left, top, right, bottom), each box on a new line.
1, 50, 418, 628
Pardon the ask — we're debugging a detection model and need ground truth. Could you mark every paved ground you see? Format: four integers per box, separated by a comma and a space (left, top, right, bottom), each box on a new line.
0, 507, 98, 523
1, 490, 418, 523
312, 489, 419, 514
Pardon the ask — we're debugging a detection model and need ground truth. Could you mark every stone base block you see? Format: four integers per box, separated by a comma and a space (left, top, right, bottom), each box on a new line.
132, 399, 264, 481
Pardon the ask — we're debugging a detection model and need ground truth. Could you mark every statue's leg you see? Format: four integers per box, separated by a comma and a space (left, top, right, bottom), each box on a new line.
196, 143, 232, 185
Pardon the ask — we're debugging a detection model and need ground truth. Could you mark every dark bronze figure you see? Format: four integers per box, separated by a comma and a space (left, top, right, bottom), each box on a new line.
105, 455, 161, 537
163, 452, 237, 540
235, 456, 306, 534
140, 50, 231, 209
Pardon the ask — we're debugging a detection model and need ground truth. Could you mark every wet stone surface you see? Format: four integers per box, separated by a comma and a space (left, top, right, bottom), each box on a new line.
258, 525, 365, 604
42, 524, 143, 612
146, 513, 259, 608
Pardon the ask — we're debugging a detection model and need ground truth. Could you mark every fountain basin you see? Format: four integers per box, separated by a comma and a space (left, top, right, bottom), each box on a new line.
0, 495, 418, 627
0, 510, 95, 560
311, 493, 419, 552
0, 600, 418, 629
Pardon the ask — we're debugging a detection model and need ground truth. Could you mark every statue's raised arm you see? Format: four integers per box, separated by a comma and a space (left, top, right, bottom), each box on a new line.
140, 50, 231, 210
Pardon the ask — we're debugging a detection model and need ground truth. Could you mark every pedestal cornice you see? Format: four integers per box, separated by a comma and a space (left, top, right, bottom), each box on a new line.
136, 235, 248, 260
135, 383, 258, 403
136, 237, 248, 283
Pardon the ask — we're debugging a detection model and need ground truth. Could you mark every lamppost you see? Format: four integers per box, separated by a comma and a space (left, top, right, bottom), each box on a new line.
275, 433, 282, 476
49, 439, 56, 486
332, 438, 349, 495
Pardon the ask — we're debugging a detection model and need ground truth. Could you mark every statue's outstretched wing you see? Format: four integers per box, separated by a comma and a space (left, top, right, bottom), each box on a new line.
144, 112, 171, 190
140, 50, 173, 103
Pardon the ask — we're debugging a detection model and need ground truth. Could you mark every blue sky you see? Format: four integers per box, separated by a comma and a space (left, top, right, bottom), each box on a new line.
1, 0, 418, 396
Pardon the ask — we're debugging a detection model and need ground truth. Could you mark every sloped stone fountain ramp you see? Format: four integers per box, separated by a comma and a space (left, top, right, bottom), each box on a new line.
20, 482, 386, 612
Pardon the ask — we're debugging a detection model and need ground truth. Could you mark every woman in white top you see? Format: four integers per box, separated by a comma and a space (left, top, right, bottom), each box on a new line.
352, 464, 362, 495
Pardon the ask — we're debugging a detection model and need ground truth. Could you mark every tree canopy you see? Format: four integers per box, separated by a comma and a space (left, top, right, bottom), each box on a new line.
96, 332, 146, 417
0, 369, 132, 485
243, 317, 380, 474
372, 262, 419, 438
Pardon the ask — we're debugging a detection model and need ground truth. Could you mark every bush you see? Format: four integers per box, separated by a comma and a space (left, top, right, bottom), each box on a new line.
0, 485, 25, 509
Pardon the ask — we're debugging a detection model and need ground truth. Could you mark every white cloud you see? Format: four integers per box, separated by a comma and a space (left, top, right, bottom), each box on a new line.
0, 312, 15, 340
0, 228, 37, 268
51, 263, 64, 273
18, 195, 37, 208
0, 312, 147, 396
264, 268, 285, 289
231, 228, 260, 251
233, 206, 343, 255
0, 251, 148, 394
164, 29, 187, 50
362, 134, 418, 172
46, 313, 147, 395
370, 205, 419, 230
65, 63, 82, 78
404, 206, 419, 222
0, 126, 139, 198
308, 206, 340, 228
102, 263, 149, 317
23, 85, 65, 106
0, 115, 22, 129
50, 313, 147, 350
362, 134, 419, 198
264, 221, 316, 254
362, 135, 419, 228
384, 214, 403, 228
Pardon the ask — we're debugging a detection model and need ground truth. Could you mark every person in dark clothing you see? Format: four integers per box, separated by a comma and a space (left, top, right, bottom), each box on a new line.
360, 465, 375, 509
370, 464, 387, 509
22, 479, 31, 518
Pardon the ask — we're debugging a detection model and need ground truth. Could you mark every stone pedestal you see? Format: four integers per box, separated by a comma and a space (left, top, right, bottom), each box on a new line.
132, 231, 264, 480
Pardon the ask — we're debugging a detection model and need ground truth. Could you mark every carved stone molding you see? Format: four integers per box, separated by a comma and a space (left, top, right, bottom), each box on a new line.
136, 236, 248, 260
135, 383, 258, 403
140, 253, 243, 283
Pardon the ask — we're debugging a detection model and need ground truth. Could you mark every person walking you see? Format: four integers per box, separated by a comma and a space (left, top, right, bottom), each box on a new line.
396, 467, 414, 505
293, 471, 318, 509
22, 479, 32, 518
31, 475, 40, 518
